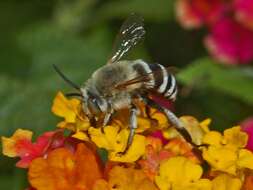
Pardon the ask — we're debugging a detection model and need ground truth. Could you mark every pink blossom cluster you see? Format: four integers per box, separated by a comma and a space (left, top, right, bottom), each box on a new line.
175, 0, 253, 64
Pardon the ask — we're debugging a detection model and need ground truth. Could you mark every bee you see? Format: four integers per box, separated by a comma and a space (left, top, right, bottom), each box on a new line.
54, 14, 192, 153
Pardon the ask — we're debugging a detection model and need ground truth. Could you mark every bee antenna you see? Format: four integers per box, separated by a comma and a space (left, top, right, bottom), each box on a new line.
53, 64, 80, 91
65, 92, 83, 98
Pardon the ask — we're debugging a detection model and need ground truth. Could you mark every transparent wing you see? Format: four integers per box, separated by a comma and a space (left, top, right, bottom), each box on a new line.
108, 14, 146, 64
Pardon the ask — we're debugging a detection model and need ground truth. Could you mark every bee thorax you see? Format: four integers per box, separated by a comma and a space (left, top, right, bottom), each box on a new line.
89, 60, 140, 96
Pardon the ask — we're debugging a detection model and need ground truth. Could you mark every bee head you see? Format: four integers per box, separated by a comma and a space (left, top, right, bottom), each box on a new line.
53, 64, 107, 118
81, 88, 108, 117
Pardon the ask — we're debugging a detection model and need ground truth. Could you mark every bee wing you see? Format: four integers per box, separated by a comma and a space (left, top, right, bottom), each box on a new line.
114, 71, 153, 90
108, 14, 146, 64
114, 66, 178, 90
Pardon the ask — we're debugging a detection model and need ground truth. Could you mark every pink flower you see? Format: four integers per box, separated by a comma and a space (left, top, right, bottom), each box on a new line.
151, 130, 169, 145
234, 0, 253, 30
205, 17, 253, 64
241, 117, 253, 151
175, 0, 226, 29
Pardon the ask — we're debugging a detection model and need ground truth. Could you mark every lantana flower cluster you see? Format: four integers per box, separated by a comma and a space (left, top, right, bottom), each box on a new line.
2, 91, 253, 190
175, 0, 253, 65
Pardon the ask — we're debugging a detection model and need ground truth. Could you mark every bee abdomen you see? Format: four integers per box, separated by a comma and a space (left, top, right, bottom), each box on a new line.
133, 60, 177, 100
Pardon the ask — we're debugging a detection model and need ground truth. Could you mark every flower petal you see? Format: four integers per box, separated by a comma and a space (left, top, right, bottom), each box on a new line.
72, 131, 89, 141
243, 173, 253, 190
2, 129, 33, 157
241, 117, 253, 151
89, 126, 127, 152
237, 149, 253, 170
175, 0, 225, 29
52, 91, 81, 123
223, 126, 248, 149
202, 146, 237, 175
212, 174, 242, 190
155, 156, 207, 190
28, 143, 102, 190
106, 166, 158, 190
89, 125, 146, 162
109, 134, 146, 163
235, 0, 253, 30
180, 116, 205, 145
2, 129, 66, 168
205, 17, 253, 64
202, 131, 222, 146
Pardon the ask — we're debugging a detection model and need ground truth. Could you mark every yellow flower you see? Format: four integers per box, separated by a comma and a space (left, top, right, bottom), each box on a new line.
211, 174, 242, 190
202, 131, 222, 146
162, 116, 207, 146
202, 126, 253, 175
88, 125, 146, 162
155, 156, 211, 190
202, 146, 237, 174
223, 126, 248, 149
179, 116, 206, 145
52, 92, 90, 140
203, 126, 248, 148
199, 118, 212, 133
237, 149, 253, 170
51, 91, 81, 123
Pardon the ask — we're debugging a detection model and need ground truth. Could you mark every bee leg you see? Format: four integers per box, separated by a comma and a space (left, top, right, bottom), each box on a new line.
103, 112, 112, 126
118, 105, 138, 155
141, 97, 192, 144
128, 105, 138, 148
145, 105, 152, 119
101, 107, 114, 133
89, 116, 97, 127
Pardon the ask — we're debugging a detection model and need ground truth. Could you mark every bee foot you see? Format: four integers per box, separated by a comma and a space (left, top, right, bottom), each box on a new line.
116, 152, 125, 157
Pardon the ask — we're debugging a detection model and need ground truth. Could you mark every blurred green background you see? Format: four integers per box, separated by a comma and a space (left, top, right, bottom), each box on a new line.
0, 0, 252, 189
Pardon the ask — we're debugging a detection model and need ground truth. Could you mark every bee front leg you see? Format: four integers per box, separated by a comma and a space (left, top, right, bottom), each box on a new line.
128, 105, 138, 147
118, 105, 138, 155
102, 105, 114, 133
103, 110, 113, 127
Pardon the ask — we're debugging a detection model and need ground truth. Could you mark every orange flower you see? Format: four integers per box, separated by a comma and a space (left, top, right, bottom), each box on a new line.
28, 143, 102, 190
93, 166, 158, 190
138, 137, 173, 180
139, 136, 200, 181
164, 138, 200, 163
243, 172, 253, 190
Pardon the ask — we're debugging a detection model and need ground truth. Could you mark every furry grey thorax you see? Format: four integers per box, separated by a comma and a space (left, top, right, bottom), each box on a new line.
80, 60, 139, 116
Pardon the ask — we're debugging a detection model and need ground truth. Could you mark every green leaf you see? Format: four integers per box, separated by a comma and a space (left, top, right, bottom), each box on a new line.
18, 22, 112, 85
54, 0, 97, 31
0, 22, 113, 136
177, 57, 253, 105
96, 0, 175, 22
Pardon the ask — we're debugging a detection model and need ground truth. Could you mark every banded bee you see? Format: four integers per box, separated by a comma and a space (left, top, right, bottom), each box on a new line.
54, 14, 192, 153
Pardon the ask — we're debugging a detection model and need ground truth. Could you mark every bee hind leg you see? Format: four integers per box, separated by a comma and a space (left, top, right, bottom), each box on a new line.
141, 97, 193, 144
